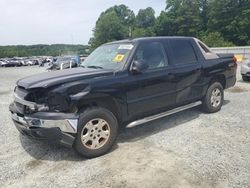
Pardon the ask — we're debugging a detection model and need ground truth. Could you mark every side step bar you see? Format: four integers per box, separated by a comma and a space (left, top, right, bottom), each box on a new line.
126, 101, 202, 128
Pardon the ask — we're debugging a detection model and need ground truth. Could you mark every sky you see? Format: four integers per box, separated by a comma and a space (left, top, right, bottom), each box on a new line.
0, 0, 166, 45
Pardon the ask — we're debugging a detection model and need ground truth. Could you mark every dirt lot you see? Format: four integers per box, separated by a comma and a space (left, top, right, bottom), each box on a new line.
0, 66, 249, 188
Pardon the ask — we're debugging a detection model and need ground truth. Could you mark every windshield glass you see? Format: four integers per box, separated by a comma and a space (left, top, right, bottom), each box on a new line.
82, 43, 134, 70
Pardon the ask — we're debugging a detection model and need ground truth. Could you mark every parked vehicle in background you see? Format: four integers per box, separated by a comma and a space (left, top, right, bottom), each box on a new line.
9, 37, 237, 158
0, 56, 52, 67
0, 59, 10, 67
32, 59, 39, 65
1, 60, 21, 67
39, 59, 48, 67
24, 60, 34, 66
23, 59, 38, 66
20, 60, 25, 66
241, 58, 250, 81
0, 60, 6, 67
47, 55, 81, 71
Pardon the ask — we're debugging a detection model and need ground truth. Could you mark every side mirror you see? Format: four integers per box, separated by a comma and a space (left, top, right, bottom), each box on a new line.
131, 60, 148, 74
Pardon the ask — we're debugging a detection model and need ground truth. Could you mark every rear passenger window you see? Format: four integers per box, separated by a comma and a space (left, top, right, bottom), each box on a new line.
169, 40, 197, 65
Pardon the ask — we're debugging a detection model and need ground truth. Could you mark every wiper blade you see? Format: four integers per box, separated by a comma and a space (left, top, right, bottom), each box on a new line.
86, 65, 103, 69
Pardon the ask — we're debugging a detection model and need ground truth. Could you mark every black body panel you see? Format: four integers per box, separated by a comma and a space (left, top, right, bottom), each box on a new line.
10, 37, 237, 126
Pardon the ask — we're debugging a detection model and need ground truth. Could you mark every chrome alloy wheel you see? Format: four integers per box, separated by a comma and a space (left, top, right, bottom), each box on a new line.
211, 88, 222, 108
81, 118, 110, 149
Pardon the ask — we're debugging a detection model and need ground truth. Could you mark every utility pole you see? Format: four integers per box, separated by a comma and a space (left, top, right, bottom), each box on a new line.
129, 26, 132, 38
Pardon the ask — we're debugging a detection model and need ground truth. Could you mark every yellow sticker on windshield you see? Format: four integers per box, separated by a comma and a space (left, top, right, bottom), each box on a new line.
113, 54, 125, 62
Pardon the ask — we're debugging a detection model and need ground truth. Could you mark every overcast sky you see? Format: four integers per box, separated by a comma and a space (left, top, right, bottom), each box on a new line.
0, 0, 165, 45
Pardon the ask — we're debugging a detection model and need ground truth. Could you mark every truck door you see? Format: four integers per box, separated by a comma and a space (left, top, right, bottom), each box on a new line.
126, 41, 176, 119
166, 39, 202, 105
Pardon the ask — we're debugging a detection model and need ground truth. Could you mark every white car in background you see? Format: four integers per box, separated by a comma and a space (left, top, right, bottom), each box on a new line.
24, 60, 34, 66
241, 58, 250, 81
0, 60, 8, 67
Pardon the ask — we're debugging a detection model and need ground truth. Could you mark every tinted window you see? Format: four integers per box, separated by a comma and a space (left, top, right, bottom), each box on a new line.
169, 40, 197, 65
134, 42, 168, 70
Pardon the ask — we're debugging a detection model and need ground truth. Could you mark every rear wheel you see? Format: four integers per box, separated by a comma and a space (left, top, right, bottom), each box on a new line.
74, 107, 118, 158
202, 82, 224, 113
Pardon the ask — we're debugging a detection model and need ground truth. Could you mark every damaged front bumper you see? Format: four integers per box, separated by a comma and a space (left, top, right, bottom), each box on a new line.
9, 103, 79, 147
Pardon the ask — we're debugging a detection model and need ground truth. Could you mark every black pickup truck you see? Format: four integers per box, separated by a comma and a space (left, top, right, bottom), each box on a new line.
9, 37, 237, 158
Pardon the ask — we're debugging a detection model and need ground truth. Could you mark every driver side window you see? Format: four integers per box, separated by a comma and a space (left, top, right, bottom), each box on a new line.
134, 42, 168, 70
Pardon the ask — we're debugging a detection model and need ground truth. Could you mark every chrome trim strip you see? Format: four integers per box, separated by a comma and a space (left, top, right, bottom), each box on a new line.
126, 101, 202, 128
11, 112, 78, 133
11, 112, 27, 125
14, 92, 36, 109
66, 119, 78, 132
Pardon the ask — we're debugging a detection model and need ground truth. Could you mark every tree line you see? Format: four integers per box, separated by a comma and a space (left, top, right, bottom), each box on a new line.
0, 44, 89, 58
89, 0, 250, 49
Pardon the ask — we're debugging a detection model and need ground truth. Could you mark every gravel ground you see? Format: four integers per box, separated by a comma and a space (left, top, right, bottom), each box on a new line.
0, 65, 249, 188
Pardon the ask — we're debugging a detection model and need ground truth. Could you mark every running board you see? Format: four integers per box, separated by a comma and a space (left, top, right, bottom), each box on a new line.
126, 101, 202, 128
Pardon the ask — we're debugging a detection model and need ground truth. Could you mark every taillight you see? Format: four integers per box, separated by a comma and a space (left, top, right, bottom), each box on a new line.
233, 56, 237, 68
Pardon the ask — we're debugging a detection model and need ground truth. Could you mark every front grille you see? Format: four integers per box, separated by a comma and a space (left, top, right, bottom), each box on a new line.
15, 86, 37, 102
14, 86, 48, 114
15, 86, 28, 99
14, 88, 36, 114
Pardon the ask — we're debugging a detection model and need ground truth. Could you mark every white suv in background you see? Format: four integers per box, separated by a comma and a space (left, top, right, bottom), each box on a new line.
241, 57, 250, 81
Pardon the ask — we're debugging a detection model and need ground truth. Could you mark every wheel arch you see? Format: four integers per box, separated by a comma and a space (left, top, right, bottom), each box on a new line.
77, 94, 124, 124
210, 74, 226, 89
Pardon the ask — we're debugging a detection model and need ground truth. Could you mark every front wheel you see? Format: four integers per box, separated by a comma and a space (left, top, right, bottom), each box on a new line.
74, 107, 118, 158
202, 82, 224, 113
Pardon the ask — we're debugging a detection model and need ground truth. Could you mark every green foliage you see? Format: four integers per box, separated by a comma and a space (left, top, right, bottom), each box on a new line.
154, 11, 175, 36
90, 1, 250, 48
207, 0, 250, 46
132, 7, 156, 38
200, 32, 234, 47
90, 11, 126, 49
0, 44, 89, 58
132, 27, 155, 38
135, 7, 156, 28
105, 4, 135, 26
89, 5, 135, 50
164, 0, 203, 36
155, 0, 204, 37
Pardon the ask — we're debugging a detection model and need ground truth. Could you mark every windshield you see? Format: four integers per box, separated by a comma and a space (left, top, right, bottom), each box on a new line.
82, 43, 134, 70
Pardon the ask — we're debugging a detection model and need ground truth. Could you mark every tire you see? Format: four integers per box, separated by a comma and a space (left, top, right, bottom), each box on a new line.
202, 82, 224, 113
242, 75, 250, 81
74, 107, 118, 158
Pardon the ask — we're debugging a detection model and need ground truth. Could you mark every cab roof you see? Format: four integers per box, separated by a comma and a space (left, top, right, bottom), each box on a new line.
104, 36, 196, 45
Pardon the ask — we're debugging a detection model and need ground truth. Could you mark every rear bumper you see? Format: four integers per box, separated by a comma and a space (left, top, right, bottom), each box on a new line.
9, 103, 78, 147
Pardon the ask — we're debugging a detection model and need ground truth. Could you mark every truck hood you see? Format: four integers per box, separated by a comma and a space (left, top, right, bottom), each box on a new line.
17, 67, 113, 89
